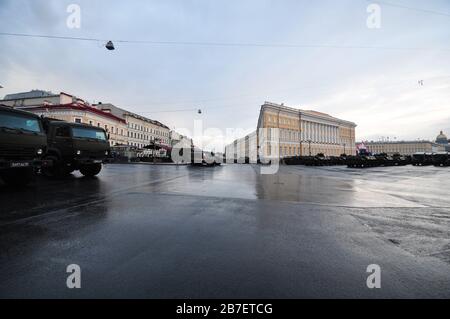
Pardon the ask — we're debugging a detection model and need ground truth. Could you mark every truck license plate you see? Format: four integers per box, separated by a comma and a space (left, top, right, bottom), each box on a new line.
10, 162, 30, 168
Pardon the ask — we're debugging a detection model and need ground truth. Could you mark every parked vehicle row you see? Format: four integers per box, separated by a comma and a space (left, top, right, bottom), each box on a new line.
284, 153, 348, 166
413, 152, 450, 167
0, 106, 111, 186
283, 151, 450, 169
347, 153, 411, 168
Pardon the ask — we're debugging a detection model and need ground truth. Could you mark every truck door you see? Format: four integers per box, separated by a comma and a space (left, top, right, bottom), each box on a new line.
52, 125, 73, 160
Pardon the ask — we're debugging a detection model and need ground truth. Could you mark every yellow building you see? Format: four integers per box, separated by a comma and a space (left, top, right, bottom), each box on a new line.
226, 102, 357, 162
365, 141, 445, 155
257, 102, 356, 159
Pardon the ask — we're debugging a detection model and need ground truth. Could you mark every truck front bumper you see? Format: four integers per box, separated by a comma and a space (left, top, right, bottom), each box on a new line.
74, 158, 105, 165
0, 159, 52, 170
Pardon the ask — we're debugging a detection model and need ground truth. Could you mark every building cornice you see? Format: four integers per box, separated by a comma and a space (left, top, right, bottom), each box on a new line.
25, 103, 127, 124
261, 102, 357, 127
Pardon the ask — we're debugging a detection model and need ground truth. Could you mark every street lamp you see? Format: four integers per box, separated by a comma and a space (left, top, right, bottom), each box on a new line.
105, 41, 115, 50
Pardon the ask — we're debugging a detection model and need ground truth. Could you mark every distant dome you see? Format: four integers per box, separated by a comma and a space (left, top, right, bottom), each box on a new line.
436, 131, 448, 144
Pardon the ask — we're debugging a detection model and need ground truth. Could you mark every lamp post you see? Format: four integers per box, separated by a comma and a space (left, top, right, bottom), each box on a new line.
298, 112, 302, 157
300, 140, 303, 157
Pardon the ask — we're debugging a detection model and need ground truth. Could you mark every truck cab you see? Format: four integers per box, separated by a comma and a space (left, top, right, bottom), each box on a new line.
0, 105, 48, 186
42, 119, 111, 177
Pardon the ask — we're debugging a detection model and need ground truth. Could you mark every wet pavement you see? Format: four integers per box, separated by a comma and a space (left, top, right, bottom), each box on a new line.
0, 164, 449, 298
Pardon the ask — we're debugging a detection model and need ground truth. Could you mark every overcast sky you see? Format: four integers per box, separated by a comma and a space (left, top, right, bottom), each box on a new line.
1, 0, 449, 149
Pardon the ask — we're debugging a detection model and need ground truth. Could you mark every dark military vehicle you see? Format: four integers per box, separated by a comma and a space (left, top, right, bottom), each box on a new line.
41, 119, 111, 178
391, 153, 411, 166
412, 152, 434, 166
347, 154, 380, 168
0, 105, 48, 186
433, 152, 450, 167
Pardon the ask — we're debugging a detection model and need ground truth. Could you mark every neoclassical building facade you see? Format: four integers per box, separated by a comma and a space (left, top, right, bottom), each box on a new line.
226, 102, 357, 161
257, 102, 356, 159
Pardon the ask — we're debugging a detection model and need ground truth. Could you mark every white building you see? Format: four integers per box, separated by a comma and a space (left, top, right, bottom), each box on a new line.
96, 103, 171, 150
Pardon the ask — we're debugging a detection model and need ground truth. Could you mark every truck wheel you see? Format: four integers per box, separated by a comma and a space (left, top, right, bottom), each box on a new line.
42, 155, 61, 178
42, 156, 72, 178
0, 168, 34, 187
80, 164, 102, 177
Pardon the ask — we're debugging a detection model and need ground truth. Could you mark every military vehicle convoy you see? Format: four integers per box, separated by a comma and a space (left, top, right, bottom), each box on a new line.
41, 118, 111, 178
0, 106, 111, 186
285, 153, 349, 166
346, 153, 411, 168
0, 105, 49, 186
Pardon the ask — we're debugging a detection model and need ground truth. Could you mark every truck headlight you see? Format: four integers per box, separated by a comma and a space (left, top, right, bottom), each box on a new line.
76, 150, 82, 155
37, 148, 43, 155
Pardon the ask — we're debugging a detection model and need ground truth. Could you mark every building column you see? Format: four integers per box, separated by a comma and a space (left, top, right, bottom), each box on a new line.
318, 124, 322, 143
329, 127, 332, 144
315, 123, 318, 143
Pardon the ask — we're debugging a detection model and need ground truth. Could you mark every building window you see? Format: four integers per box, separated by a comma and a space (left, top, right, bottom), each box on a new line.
75, 118, 82, 123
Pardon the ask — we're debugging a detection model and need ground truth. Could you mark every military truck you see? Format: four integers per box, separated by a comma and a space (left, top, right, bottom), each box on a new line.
412, 152, 434, 166
0, 105, 48, 186
41, 119, 111, 178
433, 152, 450, 167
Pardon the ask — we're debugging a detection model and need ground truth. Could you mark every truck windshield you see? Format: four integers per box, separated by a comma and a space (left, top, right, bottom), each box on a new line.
0, 112, 42, 133
72, 127, 107, 141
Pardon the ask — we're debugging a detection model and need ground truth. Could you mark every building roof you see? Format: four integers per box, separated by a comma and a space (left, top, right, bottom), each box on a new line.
261, 101, 357, 127
3, 89, 57, 101
436, 131, 448, 144
302, 110, 334, 119
365, 140, 440, 146
26, 103, 127, 124
94, 103, 170, 129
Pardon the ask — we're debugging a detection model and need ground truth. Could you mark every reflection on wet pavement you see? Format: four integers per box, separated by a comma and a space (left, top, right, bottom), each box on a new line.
1, 163, 449, 298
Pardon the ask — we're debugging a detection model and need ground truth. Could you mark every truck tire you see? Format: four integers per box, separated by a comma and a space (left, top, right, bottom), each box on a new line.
41, 155, 72, 178
80, 163, 102, 177
0, 167, 34, 187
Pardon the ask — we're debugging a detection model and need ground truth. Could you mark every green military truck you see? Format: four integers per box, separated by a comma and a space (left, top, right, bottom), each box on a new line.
0, 105, 49, 186
41, 119, 111, 178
